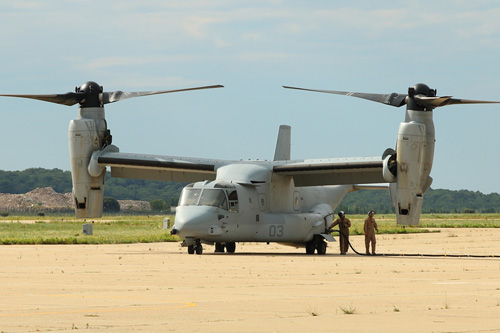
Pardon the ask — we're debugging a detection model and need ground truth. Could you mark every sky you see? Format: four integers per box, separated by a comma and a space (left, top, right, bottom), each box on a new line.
0, 1, 499, 194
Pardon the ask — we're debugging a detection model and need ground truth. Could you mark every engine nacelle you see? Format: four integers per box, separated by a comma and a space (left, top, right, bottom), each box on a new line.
390, 121, 431, 226
68, 107, 109, 218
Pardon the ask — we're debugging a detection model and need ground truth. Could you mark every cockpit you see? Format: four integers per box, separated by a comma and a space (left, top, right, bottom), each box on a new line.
179, 181, 239, 212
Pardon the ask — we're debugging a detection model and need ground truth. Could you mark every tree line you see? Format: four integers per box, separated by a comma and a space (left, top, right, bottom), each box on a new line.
1, 168, 499, 214
338, 188, 500, 214
0, 168, 184, 208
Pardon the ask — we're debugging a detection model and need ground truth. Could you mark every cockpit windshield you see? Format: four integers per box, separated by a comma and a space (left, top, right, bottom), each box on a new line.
178, 187, 229, 210
199, 189, 228, 210
179, 188, 201, 206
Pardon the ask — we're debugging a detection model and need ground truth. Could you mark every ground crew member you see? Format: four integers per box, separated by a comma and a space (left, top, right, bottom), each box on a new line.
364, 210, 378, 255
331, 211, 351, 255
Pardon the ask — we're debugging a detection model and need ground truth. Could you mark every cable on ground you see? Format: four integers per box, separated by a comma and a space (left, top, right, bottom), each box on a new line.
330, 229, 498, 258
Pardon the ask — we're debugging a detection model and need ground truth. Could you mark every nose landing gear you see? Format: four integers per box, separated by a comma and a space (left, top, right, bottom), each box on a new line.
187, 239, 203, 255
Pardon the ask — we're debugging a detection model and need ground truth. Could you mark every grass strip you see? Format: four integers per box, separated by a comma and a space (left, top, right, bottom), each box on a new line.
1, 214, 499, 245
0, 215, 179, 245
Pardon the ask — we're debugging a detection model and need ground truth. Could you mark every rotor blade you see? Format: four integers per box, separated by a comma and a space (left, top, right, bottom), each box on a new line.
102, 85, 224, 104
283, 86, 407, 107
0, 92, 83, 106
415, 95, 500, 108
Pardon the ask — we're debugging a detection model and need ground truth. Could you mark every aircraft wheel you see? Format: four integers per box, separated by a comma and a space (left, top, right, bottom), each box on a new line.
305, 240, 316, 254
195, 244, 203, 255
226, 242, 236, 253
187, 245, 195, 254
214, 242, 225, 252
316, 241, 327, 255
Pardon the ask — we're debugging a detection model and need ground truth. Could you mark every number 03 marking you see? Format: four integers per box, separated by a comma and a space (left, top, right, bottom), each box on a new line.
269, 225, 284, 237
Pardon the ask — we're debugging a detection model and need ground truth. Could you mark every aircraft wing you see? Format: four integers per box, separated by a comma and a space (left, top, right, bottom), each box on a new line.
273, 156, 385, 186
97, 151, 228, 183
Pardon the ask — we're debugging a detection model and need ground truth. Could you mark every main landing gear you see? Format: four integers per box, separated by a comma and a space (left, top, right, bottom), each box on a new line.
305, 236, 327, 255
214, 242, 236, 253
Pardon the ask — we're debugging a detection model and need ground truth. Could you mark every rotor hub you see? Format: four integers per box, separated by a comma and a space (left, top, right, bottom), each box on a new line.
408, 83, 437, 111
75, 81, 103, 108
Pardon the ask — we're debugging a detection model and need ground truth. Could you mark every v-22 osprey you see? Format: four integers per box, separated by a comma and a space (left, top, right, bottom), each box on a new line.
2, 82, 498, 254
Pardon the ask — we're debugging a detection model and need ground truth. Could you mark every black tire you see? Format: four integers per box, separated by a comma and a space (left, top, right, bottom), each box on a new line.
226, 242, 236, 253
316, 241, 327, 255
214, 242, 225, 253
195, 244, 203, 255
306, 240, 316, 254
187, 245, 194, 254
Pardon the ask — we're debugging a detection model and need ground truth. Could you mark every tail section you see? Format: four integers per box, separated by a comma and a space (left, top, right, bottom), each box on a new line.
274, 125, 291, 161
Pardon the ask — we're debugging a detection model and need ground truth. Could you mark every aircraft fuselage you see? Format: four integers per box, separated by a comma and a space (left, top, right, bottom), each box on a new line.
171, 163, 352, 253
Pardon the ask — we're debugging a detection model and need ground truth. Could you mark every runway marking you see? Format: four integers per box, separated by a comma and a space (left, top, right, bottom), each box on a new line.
0, 301, 196, 317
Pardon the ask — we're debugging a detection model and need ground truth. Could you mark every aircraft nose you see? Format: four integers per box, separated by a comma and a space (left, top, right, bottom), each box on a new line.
173, 206, 219, 238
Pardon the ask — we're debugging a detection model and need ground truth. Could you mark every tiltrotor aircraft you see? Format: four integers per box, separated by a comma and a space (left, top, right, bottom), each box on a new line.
1, 82, 498, 255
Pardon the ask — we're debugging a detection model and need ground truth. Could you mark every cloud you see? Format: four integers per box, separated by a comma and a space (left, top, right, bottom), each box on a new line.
183, 16, 221, 39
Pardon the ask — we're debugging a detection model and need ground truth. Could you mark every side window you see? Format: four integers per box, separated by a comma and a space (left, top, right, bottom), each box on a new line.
228, 190, 239, 212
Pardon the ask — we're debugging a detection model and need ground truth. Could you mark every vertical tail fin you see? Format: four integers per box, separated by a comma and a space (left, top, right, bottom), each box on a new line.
273, 125, 291, 161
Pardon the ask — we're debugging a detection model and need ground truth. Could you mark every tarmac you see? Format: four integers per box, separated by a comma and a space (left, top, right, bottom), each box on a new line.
1, 228, 500, 332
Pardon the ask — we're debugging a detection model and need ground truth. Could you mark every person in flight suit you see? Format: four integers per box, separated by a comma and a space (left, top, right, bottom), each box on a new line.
331, 211, 351, 255
364, 210, 378, 255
